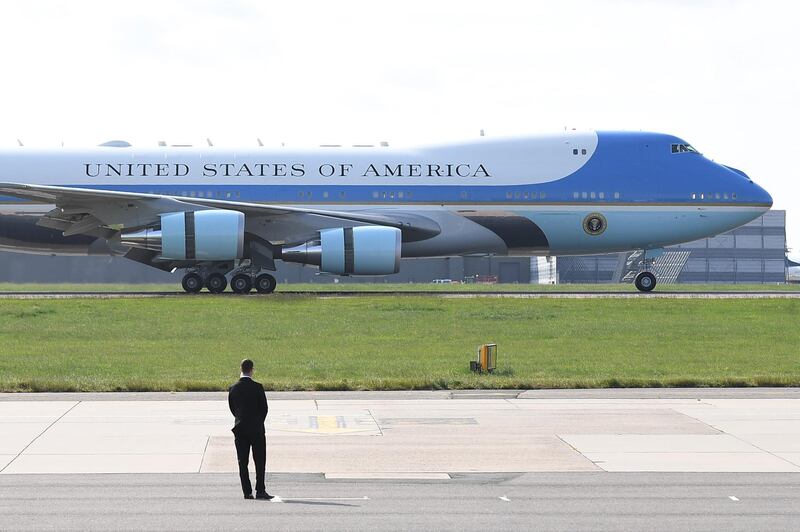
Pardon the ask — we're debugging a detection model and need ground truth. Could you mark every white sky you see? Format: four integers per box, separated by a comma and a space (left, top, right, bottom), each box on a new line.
0, 0, 797, 251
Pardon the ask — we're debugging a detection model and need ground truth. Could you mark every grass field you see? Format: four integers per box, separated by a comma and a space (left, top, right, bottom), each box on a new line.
0, 282, 799, 293
0, 295, 798, 392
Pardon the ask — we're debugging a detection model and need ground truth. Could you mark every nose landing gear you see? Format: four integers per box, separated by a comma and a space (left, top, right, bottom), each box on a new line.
632, 249, 659, 292
634, 271, 657, 292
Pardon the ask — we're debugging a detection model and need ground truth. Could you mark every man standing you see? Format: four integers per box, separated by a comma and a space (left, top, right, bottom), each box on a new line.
228, 359, 273, 500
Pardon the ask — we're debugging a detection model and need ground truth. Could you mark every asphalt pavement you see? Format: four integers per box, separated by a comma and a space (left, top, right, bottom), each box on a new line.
1, 472, 798, 531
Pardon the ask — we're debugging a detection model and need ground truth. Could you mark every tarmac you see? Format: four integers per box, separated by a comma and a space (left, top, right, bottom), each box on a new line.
1, 290, 800, 299
1, 389, 799, 475
1, 389, 799, 530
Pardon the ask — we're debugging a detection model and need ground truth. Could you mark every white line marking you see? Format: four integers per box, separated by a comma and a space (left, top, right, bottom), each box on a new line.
280, 496, 370, 501
729, 496, 739, 502
499, 496, 510, 502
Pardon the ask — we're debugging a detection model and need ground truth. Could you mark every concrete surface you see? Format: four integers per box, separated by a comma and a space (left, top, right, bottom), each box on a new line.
2, 390, 800, 475
1, 472, 799, 531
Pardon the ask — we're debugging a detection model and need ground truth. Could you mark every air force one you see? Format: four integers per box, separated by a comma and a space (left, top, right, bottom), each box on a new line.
0, 131, 772, 293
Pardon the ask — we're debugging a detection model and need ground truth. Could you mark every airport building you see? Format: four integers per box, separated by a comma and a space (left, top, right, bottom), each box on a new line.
0, 211, 788, 285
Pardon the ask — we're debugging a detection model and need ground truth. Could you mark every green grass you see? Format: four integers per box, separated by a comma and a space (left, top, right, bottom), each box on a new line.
0, 296, 798, 392
0, 282, 798, 293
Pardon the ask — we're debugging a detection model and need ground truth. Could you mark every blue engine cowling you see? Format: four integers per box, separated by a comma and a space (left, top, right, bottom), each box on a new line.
160, 210, 245, 260
320, 226, 401, 275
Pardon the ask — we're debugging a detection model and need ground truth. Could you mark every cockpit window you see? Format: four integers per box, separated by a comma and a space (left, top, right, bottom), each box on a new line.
671, 143, 699, 154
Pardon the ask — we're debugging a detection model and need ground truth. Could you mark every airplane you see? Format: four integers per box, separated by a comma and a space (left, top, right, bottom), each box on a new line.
0, 131, 772, 293
788, 254, 800, 283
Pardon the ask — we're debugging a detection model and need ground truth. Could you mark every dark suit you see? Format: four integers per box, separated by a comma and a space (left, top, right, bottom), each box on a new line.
228, 376, 268, 495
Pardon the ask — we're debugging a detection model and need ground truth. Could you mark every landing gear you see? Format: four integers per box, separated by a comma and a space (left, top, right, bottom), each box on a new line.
634, 271, 657, 292
181, 272, 203, 294
255, 273, 277, 294
230, 273, 253, 294
179, 261, 277, 294
205, 273, 227, 294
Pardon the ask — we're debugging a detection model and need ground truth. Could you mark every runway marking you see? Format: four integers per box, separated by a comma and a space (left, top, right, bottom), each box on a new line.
729, 496, 740, 501
499, 496, 511, 502
325, 472, 451, 479
272, 496, 370, 503
268, 414, 380, 435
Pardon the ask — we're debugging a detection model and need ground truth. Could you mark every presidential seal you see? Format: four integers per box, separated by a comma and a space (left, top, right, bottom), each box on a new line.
583, 213, 607, 235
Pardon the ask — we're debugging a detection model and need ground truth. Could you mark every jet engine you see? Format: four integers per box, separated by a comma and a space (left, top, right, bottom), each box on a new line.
121, 210, 245, 260
281, 226, 401, 275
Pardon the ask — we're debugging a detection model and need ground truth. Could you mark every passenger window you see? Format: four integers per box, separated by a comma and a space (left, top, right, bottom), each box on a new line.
572, 148, 578, 155
573, 192, 579, 199
581, 149, 587, 155
599, 192, 605, 199
614, 192, 620, 199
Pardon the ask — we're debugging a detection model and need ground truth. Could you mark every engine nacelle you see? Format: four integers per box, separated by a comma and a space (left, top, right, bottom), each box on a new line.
120, 210, 245, 260
281, 226, 401, 275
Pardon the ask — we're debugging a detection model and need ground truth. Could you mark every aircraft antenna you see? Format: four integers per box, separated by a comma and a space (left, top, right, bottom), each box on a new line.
257, 138, 264, 147
206, 138, 214, 147
16, 139, 23, 146
480, 129, 485, 137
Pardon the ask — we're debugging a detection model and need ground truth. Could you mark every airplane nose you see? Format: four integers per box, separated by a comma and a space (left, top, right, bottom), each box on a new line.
753, 182, 773, 208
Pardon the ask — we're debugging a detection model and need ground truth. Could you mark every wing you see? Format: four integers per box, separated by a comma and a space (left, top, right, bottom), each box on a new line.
0, 183, 441, 242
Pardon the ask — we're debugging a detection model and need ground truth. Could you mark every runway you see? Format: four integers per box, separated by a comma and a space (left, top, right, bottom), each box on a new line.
1, 472, 798, 531
2, 390, 799, 530
1, 290, 799, 299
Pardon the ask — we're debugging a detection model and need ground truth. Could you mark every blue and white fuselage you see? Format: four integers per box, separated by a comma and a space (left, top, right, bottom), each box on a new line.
0, 131, 773, 291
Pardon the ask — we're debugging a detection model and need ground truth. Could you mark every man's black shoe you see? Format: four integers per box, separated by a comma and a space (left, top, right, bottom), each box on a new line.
256, 492, 274, 500
244, 494, 254, 499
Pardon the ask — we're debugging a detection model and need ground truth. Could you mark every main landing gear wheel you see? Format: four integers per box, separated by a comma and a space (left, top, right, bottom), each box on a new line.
255, 273, 277, 294
230, 274, 253, 294
205, 273, 227, 294
634, 271, 657, 292
181, 272, 203, 294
